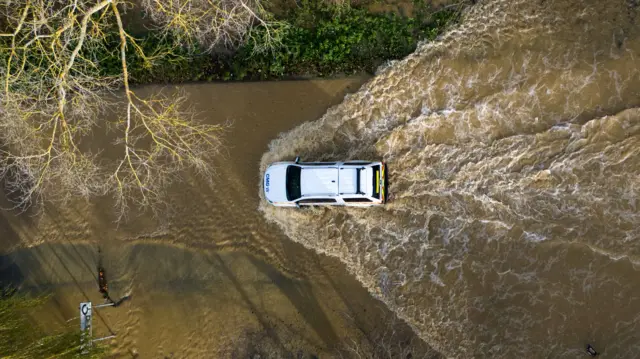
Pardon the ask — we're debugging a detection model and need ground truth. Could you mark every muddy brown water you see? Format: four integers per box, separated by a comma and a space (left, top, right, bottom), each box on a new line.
260, 0, 640, 358
4, 0, 640, 357
0, 79, 439, 358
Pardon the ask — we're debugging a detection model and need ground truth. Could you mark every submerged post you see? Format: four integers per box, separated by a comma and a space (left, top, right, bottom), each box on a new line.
79, 301, 116, 350
80, 302, 92, 342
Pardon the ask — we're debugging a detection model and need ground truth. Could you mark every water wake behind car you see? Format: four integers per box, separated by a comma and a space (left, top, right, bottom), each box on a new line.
260, 0, 640, 357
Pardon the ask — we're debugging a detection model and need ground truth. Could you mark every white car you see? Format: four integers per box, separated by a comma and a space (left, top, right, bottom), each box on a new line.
264, 157, 386, 207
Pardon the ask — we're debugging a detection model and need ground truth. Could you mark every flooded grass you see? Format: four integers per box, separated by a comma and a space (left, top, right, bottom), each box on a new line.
0, 289, 105, 358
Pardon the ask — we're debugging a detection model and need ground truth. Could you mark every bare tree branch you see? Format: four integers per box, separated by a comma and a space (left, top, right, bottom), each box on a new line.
141, 0, 288, 54
0, 0, 227, 219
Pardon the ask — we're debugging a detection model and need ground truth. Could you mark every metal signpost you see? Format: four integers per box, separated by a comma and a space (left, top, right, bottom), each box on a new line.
79, 301, 116, 351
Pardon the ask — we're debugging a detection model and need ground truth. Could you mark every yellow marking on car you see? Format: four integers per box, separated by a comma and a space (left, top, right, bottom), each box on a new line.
381, 164, 385, 202
375, 170, 380, 193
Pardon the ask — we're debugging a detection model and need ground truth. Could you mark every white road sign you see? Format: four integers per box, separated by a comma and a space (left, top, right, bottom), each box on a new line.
80, 302, 92, 332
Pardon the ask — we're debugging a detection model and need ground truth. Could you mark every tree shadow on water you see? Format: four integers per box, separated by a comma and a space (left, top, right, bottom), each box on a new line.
247, 256, 340, 348
0, 207, 22, 253
204, 253, 288, 352
0, 242, 117, 336
204, 251, 332, 358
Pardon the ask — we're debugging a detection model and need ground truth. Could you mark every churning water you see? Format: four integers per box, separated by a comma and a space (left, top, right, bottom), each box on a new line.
260, 0, 640, 357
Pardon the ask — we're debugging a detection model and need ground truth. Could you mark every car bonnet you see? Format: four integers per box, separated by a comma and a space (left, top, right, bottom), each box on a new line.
264, 163, 289, 203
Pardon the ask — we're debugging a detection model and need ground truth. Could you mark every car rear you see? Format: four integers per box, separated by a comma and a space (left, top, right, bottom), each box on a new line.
371, 162, 386, 204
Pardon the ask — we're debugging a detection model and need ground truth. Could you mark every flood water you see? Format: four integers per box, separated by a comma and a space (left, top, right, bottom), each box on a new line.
260, 0, 640, 358
0, 79, 439, 357
3, 0, 640, 357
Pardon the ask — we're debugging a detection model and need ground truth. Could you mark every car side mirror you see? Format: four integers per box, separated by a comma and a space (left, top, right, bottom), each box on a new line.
295, 156, 300, 164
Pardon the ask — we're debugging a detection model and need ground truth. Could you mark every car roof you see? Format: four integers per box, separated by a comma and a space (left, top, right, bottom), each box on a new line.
298, 165, 370, 198
300, 168, 338, 196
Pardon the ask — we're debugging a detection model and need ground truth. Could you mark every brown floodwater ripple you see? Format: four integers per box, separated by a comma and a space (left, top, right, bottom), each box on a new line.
1, 78, 441, 358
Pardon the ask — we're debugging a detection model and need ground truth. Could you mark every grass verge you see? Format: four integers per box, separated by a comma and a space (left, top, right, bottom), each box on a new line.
98, 0, 463, 83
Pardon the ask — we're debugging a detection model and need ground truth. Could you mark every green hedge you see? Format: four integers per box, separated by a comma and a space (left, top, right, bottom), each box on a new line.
97, 2, 460, 83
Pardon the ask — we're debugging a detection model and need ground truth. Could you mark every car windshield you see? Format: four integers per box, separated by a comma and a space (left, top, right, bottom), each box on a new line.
286, 165, 302, 201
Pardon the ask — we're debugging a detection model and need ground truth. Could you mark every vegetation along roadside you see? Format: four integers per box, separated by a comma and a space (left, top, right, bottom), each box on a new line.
0, 288, 105, 359
104, 0, 465, 83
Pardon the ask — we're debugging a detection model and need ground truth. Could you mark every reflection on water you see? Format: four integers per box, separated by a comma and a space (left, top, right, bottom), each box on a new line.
261, 0, 640, 357
0, 78, 439, 357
